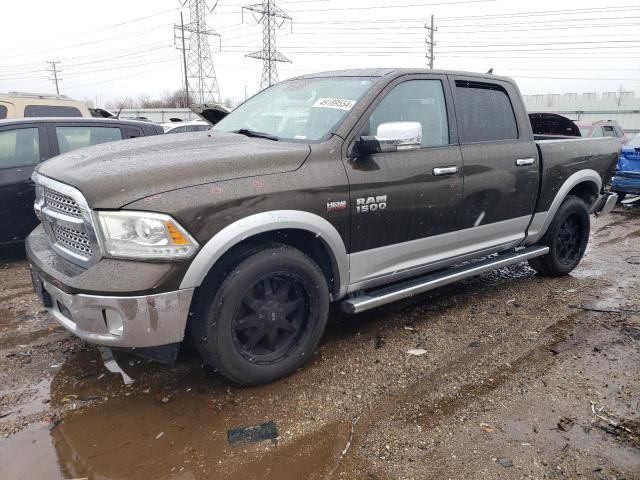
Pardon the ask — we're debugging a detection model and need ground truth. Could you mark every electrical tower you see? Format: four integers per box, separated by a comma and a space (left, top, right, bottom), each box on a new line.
242, 0, 292, 90
177, 0, 221, 104
425, 15, 436, 69
46, 60, 61, 95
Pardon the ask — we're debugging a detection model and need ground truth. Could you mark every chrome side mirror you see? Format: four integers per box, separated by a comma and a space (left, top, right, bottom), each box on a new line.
356, 121, 422, 155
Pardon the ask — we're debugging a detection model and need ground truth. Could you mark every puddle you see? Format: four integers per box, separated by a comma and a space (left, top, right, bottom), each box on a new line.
0, 422, 62, 480
0, 389, 350, 480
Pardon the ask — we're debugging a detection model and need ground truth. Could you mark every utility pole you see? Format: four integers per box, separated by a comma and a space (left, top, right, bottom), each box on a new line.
175, 0, 221, 104
425, 15, 436, 69
242, 0, 292, 90
179, 11, 190, 104
46, 60, 61, 95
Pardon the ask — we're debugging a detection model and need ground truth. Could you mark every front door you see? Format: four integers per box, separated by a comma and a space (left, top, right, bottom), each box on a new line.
0, 124, 48, 244
343, 76, 464, 288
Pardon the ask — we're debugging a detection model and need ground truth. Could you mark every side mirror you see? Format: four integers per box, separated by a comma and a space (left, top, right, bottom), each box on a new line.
355, 121, 422, 155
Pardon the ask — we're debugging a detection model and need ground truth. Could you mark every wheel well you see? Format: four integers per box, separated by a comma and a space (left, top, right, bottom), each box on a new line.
567, 181, 599, 207
200, 228, 340, 298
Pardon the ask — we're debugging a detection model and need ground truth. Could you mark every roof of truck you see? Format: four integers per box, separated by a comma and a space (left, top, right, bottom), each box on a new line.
291, 68, 513, 82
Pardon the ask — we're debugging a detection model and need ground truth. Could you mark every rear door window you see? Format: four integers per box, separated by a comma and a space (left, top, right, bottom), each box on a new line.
0, 105, 7, 119
454, 81, 518, 143
591, 127, 604, 137
24, 105, 82, 117
0, 128, 40, 169
55, 126, 122, 154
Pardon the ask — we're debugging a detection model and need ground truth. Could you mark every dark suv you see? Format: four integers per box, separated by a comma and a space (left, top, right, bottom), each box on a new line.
0, 117, 163, 246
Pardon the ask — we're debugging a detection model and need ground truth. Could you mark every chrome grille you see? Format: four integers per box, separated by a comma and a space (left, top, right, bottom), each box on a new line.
52, 224, 93, 258
34, 173, 99, 266
44, 187, 82, 218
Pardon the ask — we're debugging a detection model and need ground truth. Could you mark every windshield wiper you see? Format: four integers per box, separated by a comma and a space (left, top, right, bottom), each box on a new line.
233, 128, 279, 141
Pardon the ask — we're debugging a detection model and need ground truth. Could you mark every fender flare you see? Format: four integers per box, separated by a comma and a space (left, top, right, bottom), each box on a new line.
179, 210, 349, 298
525, 169, 602, 245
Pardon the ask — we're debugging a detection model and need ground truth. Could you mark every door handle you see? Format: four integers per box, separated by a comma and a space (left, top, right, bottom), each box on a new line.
432, 166, 459, 176
515, 157, 535, 166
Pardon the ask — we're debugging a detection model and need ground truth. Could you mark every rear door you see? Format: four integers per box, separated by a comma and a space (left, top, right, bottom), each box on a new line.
0, 124, 49, 244
343, 74, 464, 287
451, 77, 539, 250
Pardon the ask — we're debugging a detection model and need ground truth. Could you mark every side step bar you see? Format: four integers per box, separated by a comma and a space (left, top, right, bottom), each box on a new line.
340, 245, 549, 314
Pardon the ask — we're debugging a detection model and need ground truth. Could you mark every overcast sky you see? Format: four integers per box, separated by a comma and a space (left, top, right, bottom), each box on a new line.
1, 0, 639, 105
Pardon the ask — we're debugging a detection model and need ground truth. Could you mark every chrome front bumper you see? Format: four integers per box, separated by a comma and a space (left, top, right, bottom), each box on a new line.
33, 275, 194, 348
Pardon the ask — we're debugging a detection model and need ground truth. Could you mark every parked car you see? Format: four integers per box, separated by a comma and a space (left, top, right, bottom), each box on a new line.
610, 132, 640, 201
163, 120, 212, 134
0, 92, 91, 119
574, 120, 625, 140
26, 69, 619, 385
0, 117, 163, 246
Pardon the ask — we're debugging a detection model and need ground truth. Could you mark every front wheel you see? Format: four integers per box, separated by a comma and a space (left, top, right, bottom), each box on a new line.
191, 244, 329, 385
528, 196, 590, 277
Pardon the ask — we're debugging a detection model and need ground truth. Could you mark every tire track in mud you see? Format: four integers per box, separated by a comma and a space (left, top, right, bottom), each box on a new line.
329, 311, 586, 478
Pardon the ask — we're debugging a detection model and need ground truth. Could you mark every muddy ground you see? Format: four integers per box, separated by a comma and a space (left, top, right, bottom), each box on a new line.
0, 203, 639, 480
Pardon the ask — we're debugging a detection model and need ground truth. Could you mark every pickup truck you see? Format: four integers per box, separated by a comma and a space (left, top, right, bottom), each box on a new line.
26, 69, 620, 385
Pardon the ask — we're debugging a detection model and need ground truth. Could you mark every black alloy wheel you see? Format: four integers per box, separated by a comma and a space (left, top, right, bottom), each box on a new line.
233, 274, 309, 363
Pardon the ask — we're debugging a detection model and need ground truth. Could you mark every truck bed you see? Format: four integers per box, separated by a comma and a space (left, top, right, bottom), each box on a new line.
534, 136, 620, 213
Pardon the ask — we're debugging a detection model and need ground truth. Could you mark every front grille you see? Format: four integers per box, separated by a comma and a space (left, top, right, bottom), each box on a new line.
44, 187, 82, 218
35, 175, 99, 266
52, 224, 93, 258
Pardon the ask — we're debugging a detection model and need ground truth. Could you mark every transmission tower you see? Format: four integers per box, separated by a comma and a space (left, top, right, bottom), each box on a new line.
178, 0, 221, 104
425, 15, 436, 69
242, 1, 292, 90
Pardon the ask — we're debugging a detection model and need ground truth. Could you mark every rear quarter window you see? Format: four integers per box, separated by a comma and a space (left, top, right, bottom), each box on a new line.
24, 105, 82, 117
454, 81, 518, 143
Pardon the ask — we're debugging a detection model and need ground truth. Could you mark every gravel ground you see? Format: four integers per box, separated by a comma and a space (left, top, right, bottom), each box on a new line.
0, 203, 638, 480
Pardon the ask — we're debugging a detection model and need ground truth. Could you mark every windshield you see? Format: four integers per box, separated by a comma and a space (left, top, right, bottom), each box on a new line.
214, 77, 375, 141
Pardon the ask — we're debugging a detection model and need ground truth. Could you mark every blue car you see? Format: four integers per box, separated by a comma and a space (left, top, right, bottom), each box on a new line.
611, 133, 640, 201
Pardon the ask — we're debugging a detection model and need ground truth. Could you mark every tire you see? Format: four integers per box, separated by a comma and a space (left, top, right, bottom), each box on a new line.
191, 244, 329, 385
528, 195, 590, 277
615, 192, 626, 203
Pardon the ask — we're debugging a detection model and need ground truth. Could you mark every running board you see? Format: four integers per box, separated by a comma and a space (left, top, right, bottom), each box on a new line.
340, 245, 549, 314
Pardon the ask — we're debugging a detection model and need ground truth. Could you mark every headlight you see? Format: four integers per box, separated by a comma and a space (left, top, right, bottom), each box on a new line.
95, 211, 199, 260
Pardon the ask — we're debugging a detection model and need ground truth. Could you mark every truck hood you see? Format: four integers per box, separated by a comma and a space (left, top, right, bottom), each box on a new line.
36, 131, 311, 208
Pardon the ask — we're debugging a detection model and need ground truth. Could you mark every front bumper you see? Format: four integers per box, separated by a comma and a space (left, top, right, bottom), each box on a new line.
31, 272, 194, 348
27, 225, 195, 348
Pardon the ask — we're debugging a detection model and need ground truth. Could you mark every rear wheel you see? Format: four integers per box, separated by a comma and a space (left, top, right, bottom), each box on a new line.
615, 192, 627, 203
528, 196, 590, 276
191, 244, 329, 385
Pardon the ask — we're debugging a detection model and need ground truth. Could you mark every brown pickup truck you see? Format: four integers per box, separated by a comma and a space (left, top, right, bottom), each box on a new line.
26, 69, 619, 384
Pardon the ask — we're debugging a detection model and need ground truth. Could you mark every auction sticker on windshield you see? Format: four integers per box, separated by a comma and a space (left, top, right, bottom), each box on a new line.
312, 98, 356, 110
